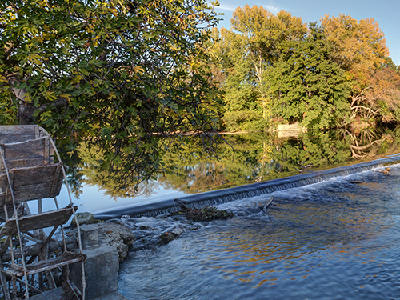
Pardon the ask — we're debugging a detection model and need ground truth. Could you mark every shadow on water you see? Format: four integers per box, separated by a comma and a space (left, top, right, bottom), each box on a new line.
119, 166, 400, 299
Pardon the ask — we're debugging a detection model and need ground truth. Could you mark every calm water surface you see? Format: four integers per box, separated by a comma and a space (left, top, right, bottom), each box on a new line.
63, 128, 400, 214
119, 165, 400, 299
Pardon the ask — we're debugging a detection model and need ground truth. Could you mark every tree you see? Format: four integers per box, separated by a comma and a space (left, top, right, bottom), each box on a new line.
213, 6, 306, 131
354, 66, 400, 123
1, 0, 222, 186
321, 14, 393, 123
268, 23, 351, 129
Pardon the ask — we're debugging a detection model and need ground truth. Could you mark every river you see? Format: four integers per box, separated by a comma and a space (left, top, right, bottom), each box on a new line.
58, 128, 400, 299
118, 164, 400, 299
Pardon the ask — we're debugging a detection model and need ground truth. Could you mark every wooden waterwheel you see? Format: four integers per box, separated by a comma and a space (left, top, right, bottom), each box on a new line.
0, 125, 86, 299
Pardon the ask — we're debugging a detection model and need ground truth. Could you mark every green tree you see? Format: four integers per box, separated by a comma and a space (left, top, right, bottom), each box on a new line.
214, 6, 306, 132
1, 0, 221, 186
268, 23, 351, 129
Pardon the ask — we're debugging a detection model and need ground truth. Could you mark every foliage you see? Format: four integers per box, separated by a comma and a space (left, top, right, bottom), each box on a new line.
0, 90, 17, 124
213, 6, 306, 132
362, 67, 400, 123
268, 23, 351, 129
1, 0, 222, 185
321, 14, 389, 87
320, 14, 398, 123
214, 8, 399, 131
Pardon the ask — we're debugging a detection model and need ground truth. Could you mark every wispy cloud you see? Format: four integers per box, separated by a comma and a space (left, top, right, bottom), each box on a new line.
263, 5, 280, 14
214, 4, 237, 12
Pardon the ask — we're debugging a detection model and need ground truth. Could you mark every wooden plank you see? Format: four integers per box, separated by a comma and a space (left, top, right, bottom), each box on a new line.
1, 137, 55, 168
0, 174, 6, 193
0, 126, 38, 144
1, 237, 77, 261
0, 204, 23, 221
3, 252, 85, 277
2, 137, 52, 163
0, 206, 78, 237
34, 125, 39, 139
0, 164, 63, 204
0, 181, 63, 205
9, 164, 62, 188
4, 158, 50, 169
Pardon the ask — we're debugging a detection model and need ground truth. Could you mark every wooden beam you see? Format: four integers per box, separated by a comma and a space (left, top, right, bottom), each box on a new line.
0, 126, 38, 144
0, 164, 63, 205
0, 206, 77, 237
3, 252, 86, 277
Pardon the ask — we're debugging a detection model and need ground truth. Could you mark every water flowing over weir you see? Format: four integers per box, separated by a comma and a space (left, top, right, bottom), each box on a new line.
94, 155, 400, 219
118, 164, 400, 299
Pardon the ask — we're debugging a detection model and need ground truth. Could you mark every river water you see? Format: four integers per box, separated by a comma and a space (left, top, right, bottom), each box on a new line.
118, 164, 400, 299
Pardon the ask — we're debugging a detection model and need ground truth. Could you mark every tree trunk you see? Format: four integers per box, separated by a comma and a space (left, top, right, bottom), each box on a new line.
18, 101, 36, 125
5, 73, 36, 125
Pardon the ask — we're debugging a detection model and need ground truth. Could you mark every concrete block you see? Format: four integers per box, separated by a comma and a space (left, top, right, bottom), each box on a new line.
92, 291, 129, 300
70, 245, 119, 299
30, 287, 63, 300
80, 224, 99, 249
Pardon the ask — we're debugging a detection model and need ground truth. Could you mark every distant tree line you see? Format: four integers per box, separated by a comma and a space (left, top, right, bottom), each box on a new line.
212, 5, 400, 131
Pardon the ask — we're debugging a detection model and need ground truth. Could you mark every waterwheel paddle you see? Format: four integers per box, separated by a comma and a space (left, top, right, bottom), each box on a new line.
0, 125, 86, 299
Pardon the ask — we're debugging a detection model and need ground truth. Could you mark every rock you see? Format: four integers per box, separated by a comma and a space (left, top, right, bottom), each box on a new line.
73, 221, 135, 261
171, 226, 183, 236
96, 222, 135, 261
71, 212, 101, 228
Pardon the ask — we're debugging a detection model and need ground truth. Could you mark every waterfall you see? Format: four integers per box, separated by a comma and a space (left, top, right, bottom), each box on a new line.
94, 155, 400, 219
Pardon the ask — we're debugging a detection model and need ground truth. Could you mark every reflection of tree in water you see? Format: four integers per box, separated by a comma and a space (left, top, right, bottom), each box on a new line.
59, 148, 84, 199
61, 134, 224, 199
347, 128, 396, 159
61, 128, 400, 199
159, 162, 227, 193
61, 142, 161, 199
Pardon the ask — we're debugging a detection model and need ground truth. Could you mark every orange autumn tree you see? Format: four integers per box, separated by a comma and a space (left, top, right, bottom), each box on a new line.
321, 14, 400, 124
366, 61, 400, 122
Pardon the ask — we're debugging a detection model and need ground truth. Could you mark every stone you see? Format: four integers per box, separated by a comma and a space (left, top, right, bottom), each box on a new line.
30, 287, 63, 300
96, 222, 135, 261
80, 224, 100, 249
70, 245, 119, 300
171, 225, 183, 236
70, 221, 135, 261
71, 212, 101, 227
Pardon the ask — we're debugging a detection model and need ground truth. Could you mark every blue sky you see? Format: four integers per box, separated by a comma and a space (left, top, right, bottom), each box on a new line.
212, 0, 400, 66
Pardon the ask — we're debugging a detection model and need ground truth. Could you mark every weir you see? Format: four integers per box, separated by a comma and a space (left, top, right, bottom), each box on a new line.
94, 155, 400, 219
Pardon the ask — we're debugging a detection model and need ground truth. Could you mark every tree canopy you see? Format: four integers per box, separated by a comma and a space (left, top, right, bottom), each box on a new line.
1, 0, 222, 186
268, 23, 351, 129
320, 14, 400, 124
2, 2, 400, 194
213, 5, 306, 132
213, 6, 400, 131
